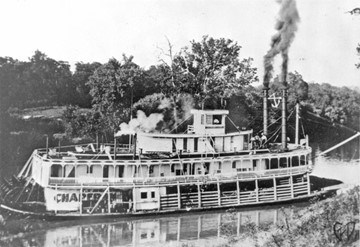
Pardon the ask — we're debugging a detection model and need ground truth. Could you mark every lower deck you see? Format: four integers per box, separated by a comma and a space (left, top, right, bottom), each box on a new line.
5, 173, 311, 216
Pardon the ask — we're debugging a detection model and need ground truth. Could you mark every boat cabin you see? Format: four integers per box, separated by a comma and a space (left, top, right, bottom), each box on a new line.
137, 109, 252, 154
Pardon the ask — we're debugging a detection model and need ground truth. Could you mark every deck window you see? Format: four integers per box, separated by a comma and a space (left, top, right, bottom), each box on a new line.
270, 158, 278, 169
141, 192, 147, 199
232, 161, 236, 169
86, 166, 93, 174
300, 155, 306, 165
194, 138, 198, 152
50, 165, 62, 177
206, 115, 212, 124
172, 138, 177, 152
151, 191, 155, 198
279, 157, 287, 168
183, 138, 188, 151
292, 156, 300, 167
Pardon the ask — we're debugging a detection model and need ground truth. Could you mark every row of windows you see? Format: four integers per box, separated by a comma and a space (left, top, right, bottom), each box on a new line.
200, 114, 223, 125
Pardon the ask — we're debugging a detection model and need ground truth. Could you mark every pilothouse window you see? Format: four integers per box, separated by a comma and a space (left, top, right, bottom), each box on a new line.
213, 115, 222, 124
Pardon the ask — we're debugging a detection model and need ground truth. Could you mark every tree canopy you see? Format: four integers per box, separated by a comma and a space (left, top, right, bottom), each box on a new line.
173, 36, 258, 109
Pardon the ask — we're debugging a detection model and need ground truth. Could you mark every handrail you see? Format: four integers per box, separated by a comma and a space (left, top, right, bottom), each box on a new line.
35, 147, 311, 167
48, 165, 309, 186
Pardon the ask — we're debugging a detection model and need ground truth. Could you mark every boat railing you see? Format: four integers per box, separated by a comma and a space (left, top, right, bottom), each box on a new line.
36, 143, 133, 155
48, 165, 309, 186
34, 147, 311, 167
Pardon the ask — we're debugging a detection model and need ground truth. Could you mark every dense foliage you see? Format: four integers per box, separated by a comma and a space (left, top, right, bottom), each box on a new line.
1, 37, 359, 140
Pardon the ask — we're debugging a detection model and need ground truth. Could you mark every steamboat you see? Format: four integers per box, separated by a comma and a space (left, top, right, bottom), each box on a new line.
0, 85, 331, 219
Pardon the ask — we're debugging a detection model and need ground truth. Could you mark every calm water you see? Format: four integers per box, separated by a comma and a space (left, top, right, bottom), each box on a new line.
0, 118, 359, 246
1, 206, 297, 247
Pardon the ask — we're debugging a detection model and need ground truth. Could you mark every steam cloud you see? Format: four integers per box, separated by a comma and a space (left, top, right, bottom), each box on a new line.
263, 0, 300, 88
116, 110, 164, 135
116, 94, 195, 136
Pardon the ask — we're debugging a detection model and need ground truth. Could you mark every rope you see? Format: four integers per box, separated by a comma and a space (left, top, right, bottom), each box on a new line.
169, 115, 193, 133
226, 116, 241, 132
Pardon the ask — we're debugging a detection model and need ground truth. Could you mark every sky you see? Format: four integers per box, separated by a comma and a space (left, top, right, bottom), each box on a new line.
0, 0, 359, 88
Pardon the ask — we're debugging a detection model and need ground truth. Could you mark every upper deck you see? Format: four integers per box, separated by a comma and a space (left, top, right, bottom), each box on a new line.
23, 141, 312, 188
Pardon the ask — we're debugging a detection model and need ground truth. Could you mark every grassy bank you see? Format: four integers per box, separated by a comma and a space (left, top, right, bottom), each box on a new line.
218, 186, 359, 247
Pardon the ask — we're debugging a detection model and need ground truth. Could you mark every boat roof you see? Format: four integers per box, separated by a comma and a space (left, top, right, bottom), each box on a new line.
190, 109, 229, 115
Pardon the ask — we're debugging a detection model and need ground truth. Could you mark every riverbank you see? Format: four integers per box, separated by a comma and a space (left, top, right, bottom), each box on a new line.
219, 186, 359, 247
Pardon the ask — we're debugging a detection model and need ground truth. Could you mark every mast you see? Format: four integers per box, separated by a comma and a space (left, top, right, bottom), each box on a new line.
295, 102, 299, 145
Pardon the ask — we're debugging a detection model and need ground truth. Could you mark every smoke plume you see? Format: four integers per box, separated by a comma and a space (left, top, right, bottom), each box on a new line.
263, 0, 300, 88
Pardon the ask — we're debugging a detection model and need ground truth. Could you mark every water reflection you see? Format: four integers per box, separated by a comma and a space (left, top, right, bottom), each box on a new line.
4, 207, 289, 247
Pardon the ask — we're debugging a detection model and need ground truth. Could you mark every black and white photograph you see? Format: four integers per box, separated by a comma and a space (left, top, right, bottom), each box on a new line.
0, 0, 359, 246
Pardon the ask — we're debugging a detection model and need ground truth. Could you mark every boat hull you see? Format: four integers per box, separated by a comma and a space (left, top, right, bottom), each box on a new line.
0, 188, 337, 220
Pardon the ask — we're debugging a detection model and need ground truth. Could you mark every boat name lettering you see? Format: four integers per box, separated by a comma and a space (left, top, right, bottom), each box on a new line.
54, 192, 101, 203
55, 193, 79, 203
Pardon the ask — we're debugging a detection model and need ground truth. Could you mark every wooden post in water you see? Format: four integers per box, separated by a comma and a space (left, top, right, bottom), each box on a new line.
177, 218, 181, 241
197, 216, 202, 239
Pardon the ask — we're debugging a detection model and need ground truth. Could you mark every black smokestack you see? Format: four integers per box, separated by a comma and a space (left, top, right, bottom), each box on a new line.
263, 0, 300, 88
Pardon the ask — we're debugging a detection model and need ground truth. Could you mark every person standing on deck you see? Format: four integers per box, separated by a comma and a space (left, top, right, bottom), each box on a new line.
261, 133, 268, 148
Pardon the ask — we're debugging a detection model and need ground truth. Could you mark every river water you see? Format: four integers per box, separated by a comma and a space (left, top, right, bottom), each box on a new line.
0, 119, 359, 247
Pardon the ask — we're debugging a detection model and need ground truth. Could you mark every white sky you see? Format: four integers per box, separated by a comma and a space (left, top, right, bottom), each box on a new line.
0, 0, 359, 88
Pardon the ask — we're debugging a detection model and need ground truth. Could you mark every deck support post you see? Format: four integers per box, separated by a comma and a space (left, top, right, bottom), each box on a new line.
107, 185, 111, 213
197, 182, 201, 208
177, 181, 181, 209
273, 177, 277, 200
307, 172, 311, 195
290, 175, 294, 198
55, 184, 58, 215
236, 179, 240, 205
255, 178, 259, 202
157, 186, 161, 211
217, 179, 221, 206
132, 187, 136, 212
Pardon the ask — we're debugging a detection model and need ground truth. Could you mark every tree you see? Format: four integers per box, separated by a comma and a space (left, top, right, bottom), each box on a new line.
174, 36, 258, 109
271, 71, 309, 107
25, 50, 73, 106
72, 62, 102, 108
87, 55, 145, 130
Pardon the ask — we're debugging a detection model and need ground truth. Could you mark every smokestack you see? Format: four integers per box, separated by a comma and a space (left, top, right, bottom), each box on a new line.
263, 0, 300, 150
263, 86, 269, 136
281, 51, 288, 150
